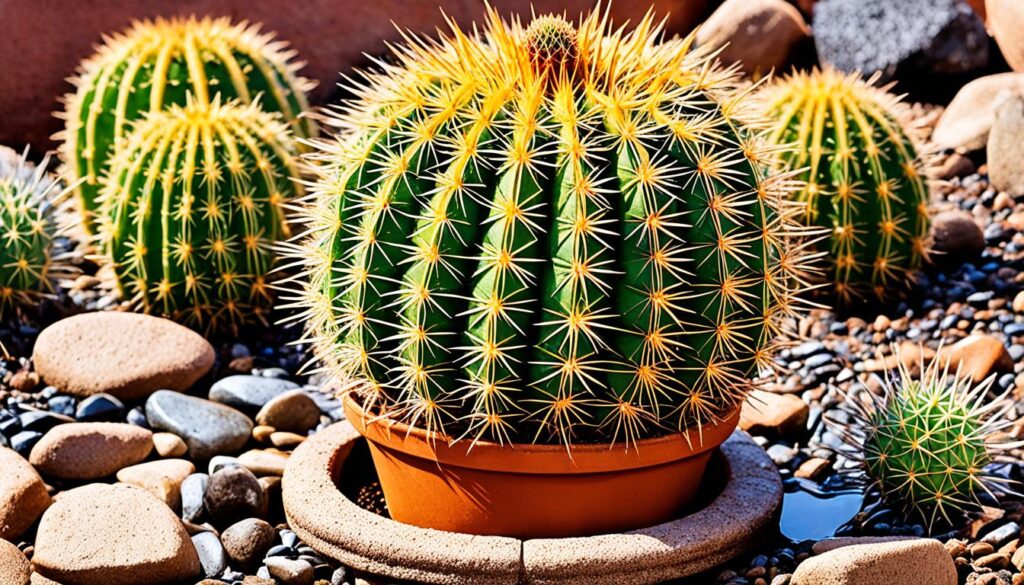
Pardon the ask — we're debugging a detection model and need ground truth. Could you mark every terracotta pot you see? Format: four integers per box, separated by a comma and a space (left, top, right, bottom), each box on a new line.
342, 394, 741, 538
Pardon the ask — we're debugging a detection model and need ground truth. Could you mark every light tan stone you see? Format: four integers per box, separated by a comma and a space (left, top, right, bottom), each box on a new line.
792, 538, 956, 585
33, 313, 214, 400
0, 539, 30, 585
152, 432, 188, 458
696, 0, 808, 73
33, 483, 200, 585
0, 447, 52, 541
29, 423, 153, 480
933, 73, 1024, 151
255, 390, 320, 434
116, 459, 196, 511
989, 0, 1024, 71
237, 449, 290, 476
988, 90, 1024, 195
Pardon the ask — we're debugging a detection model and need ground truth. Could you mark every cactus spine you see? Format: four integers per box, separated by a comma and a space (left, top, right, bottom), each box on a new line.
286, 11, 811, 446
758, 69, 930, 303
0, 149, 70, 317
100, 97, 302, 331
829, 348, 1018, 530
61, 16, 315, 232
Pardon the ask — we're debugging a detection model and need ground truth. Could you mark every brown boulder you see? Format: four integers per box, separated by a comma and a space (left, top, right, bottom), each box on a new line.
933, 73, 1024, 151
33, 484, 201, 585
29, 423, 153, 480
936, 334, 1014, 383
33, 313, 214, 401
0, 539, 31, 585
696, 0, 809, 74
0, 447, 52, 541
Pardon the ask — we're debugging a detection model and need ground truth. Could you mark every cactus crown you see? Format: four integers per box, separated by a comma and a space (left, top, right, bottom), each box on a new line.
99, 96, 302, 332
60, 15, 315, 232
757, 69, 930, 304
0, 150, 72, 317
286, 9, 812, 447
829, 348, 1018, 531
525, 15, 579, 74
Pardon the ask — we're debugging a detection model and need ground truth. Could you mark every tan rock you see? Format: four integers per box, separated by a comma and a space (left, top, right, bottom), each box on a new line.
237, 449, 290, 477
255, 390, 320, 434
0, 539, 30, 585
740, 390, 808, 438
33, 313, 214, 400
252, 425, 275, 443
933, 73, 1024, 151
29, 423, 153, 480
152, 432, 188, 458
935, 152, 976, 180
33, 483, 200, 585
270, 432, 306, 449
936, 334, 1014, 383
811, 536, 916, 555
696, 0, 808, 74
116, 459, 196, 511
988, 90, 1024, 195
792, 538, 956, 585
989, 0, 1024, 71
1014, 291, 1024, 313
860, 341, 935, 375
0, 447, 52, 541
794, 457, 831, 480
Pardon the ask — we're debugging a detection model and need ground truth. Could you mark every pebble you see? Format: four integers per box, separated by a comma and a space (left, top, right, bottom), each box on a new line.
145, 390, 253, 460
204, 465, 266, 527
237, 448, 290, 477
255, 390, 320, 434
0, 447, 51, 541
936, 334, 1014, 382
931, 209, 986, 265
270, 431, 306, 449
152, 432, 188, 457
209, 375, 299, 414
740, 390, 809, 439
32, 313, 215, 400
28, 422, 153, 480
191, 531, 227, 578
791, 538, 956, 584
221, 518, 275, 570
32, 483, 201, 584
265, 557, 315, 585
982, 522, 1021, 547
74, 393, 124, 422
0, 539, 30, 585
115, 459, 195, 511
181, 473, 209, 523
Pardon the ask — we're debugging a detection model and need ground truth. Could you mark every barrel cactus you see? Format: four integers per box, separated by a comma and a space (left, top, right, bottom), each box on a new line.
60, 15, 315, 232
829, 348, 1016, 530
99, 97, 302, 331
287, 11, 809, 446
757, 69, 930, 303
0, 149, 69, 317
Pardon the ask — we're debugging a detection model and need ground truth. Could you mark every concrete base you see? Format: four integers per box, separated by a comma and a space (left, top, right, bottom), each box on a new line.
283, 422, 782, 585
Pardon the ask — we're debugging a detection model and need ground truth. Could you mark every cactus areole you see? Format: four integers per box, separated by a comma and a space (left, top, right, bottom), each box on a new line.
292, 10, 807, 536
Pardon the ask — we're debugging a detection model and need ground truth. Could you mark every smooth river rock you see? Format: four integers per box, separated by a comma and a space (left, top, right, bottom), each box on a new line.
29, 422, 153, 480
33, 483, 201, 585
116, 459, 196, 511
0, 447, 52, 541
209, 376, 299, 414
791, 538, 956, 584
33, 313, 215, 401
146, 391, 253, 460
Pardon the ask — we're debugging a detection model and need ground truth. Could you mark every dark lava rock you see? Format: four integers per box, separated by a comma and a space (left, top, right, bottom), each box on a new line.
814, 0, 987, 78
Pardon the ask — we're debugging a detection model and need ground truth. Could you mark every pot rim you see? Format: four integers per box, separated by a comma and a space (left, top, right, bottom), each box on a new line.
342, 392, 741, 475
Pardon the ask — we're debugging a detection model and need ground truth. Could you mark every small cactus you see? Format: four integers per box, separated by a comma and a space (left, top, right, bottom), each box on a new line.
757, 69, 930, 303
61, 16, 315, 232
99, 97, 303, 332
829, 348, 1017, 530
284, 10, 813, 446
0, 149, 70, 317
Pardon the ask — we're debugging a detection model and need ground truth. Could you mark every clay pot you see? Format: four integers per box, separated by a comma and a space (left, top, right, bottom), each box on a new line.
989, 0, 1024, 71
343, 393, 740, 539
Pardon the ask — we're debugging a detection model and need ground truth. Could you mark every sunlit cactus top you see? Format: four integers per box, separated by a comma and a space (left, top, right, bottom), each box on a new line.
829, 347, 1018, 531
0, 150, 72, 317
286, 10, 813, 446
757, 69, 930, 303
60, 15, 315, 232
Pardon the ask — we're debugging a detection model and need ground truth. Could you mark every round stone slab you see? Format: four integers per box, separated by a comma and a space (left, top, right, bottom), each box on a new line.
283, 422, 782, 585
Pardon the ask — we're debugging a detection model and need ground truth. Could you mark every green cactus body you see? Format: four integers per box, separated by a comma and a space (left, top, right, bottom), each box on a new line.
0, 150, 68, 316
759, 69, 930, 303
291, 12, 806, 445
831, 349, 1015, 530
61, 16, 315, 232
100, 98, 302, 331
